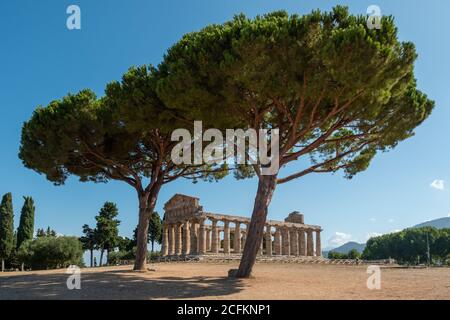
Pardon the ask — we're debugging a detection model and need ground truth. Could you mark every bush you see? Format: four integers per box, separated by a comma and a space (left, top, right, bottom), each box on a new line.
18, 236, 83, 270
328, 251, 346, 259
108, 248, 161, 265
108, 249, 135, 265
328, 249, 361, 260
148, 251, 161, 262
347, 249, 361, 259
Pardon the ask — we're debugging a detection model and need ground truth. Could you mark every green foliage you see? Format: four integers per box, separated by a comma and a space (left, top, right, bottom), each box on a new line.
157, 6, 434, 181
362, 227, 450, 264
148, 212, 162, 251
132, 211, 162, 248
148, 251, 161, 262
19, 62, 230, 270
19, 67, 228, 188
80, 224, 96, 251
94, 202, 120, 254
347, 248, 362, 259
0, 193, 14, 260
108, 249, 160, 265
118, 236, 135, 252
17, 196, 35, 250
156, 6, 434, 277
328, 249, 361, 259
107, 249, 136, 265
36, 228, 46, 238
17, 236, 83, 270
36, 227, 56, 238
328, 251, 346, 259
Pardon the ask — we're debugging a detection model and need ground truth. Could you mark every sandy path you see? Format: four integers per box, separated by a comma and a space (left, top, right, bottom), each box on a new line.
0, 263, 448, 300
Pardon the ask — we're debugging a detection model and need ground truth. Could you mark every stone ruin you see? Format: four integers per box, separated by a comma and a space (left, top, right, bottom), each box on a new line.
161, 194, 323, 258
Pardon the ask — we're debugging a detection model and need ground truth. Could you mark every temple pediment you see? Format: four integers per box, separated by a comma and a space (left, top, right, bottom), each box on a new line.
285, 211, 305, 224
163, 194, 202, 223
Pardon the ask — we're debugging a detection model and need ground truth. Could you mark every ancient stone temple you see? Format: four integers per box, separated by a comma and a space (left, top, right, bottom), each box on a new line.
161, 194, 322, 258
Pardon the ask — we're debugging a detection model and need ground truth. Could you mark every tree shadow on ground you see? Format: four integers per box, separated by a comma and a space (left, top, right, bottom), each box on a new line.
0, 269, 245, 300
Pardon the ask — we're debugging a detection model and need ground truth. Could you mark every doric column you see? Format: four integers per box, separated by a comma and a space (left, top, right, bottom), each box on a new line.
175, 223, 183, 255
190, 222, 197, 254
265, 225, 272, 256
241, 223, 249, 252
182, 220, 191, 255
290, 228, 299, 256
198, 218, 206, 254
259, 236, 264, 255
168, 224, 175, 255
162, 224, 169, 256
234, 221, 241, 253
223, 220, 230, 254
206, 229, 211, 252
315, 230, 322, 257
306, 229, 314, 256
274, 227, 282, 255
298, 228, 306, 256
282, 227, 290, 255
211, 219, 219, 254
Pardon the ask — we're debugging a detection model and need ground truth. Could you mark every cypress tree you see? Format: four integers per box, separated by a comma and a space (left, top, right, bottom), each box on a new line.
148, 212, 162, 253
94, 202, 120, 265
0, 193, 14, 271
17, 196, 35, 250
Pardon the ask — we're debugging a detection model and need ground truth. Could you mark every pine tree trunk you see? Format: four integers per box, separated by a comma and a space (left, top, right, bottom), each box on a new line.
134, 195, 150, 271
1, 258, 4, 272
151, 241, 155, 253
235, 174, 277, 278
90, 249, 93, 268
99, 249, 104, 266
134, 184, 160, 271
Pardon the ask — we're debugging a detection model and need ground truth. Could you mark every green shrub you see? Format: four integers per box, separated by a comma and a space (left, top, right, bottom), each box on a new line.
108, 248, 161, 265
108, 249, 135, 265
18, 236, 83, 270
148, 251, 161, 262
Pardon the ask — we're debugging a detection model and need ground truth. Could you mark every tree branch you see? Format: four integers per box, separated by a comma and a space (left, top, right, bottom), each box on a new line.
277, 139, 374, 184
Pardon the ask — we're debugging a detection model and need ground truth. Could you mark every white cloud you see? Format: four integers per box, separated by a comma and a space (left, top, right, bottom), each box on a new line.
448, 213, 450, 217
430, 179, 445, 190
388, 218, 395, 223
327, 232, 352, 248
369, 218, 376, 222
366, 232, 382, 240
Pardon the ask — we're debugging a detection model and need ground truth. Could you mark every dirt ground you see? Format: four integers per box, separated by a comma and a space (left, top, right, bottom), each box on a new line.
0, 262, 448, 300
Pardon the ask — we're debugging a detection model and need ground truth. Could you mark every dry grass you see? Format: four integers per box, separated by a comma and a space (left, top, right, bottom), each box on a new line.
0, 262, 449, 300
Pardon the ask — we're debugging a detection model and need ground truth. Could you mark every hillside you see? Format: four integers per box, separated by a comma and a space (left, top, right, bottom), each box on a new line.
325, 241, 366, 256
413, 217, 450, 229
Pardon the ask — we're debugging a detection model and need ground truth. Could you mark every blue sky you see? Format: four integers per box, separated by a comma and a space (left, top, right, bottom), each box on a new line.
0, 0, 449, 253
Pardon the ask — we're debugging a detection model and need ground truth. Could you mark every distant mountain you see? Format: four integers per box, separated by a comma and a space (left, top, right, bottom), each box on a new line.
413, 217, 450, 229
324, 241, 366, 256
